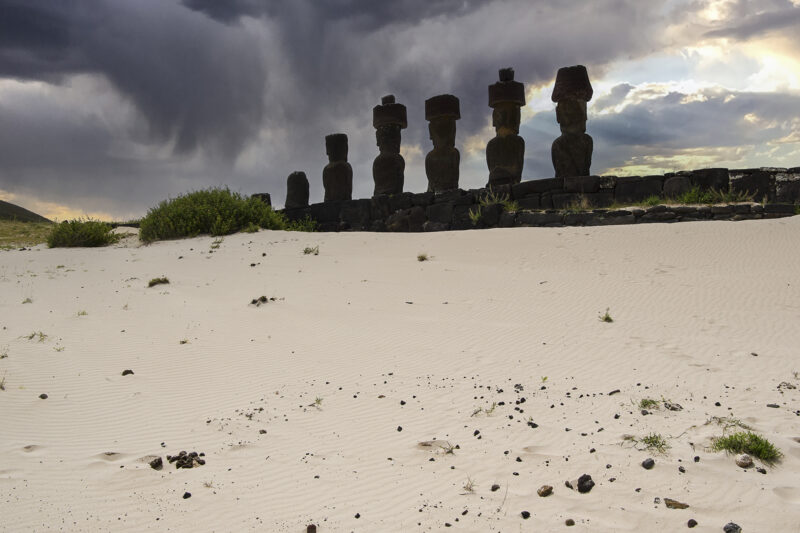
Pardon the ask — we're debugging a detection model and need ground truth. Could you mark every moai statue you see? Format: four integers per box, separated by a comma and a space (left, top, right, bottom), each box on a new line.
424, 94, 461, 193
372, 95, 407, 196
551, 65, 593, 178
285, 171, 309, 209
322, 133, 353, 203
486, 68, 525, 187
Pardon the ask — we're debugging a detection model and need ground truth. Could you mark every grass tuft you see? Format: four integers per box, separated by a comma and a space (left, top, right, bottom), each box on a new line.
638, 398, 660, 410
303, 245, 319, 256
0, 220, 54, 249
711, 431, 782, 464
47, 219, 120, 248
599, 308, 613, 323
641, 433, 670, 453
417, 253, 429, 262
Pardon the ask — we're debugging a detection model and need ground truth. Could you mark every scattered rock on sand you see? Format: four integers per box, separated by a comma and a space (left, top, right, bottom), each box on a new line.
664, 498, 689, 509
537, 485, 553, 497
167, 450, 206, 469
688, 518, 698, 528
735, 454, 753, 468
723, 523, 742, 533
642, 458, 655, 469
39, 393, 48, 399
149, 457, 163, 470
121, 369, 134, 376
307, 525, 317, 533
182, 492, 191, 499
566, 518, 575, 526
520, 511, 530, 519
491, 484, 500, 492
577, 474, 594, 493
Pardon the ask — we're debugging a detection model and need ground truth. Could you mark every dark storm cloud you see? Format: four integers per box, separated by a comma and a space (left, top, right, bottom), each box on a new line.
0, 0, 266, 157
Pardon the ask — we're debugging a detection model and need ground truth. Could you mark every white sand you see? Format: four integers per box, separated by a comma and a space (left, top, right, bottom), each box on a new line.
1, 218, 799, 532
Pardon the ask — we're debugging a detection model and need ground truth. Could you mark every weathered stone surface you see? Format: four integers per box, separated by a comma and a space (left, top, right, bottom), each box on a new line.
723, 522, 742, 533
323, 134, 353, 203
537, 485, 553, 497
664, 498, 689, 509
551, 65, 593, 178
451, 205, 475, 230
513, 178, 563, 198
615, 176, 664, 203
423, 221, 449, 232
307, 201, 341, 223
564, 212, 593, 225
730, 169, 774, 202
426, 202, 454, 224
340, 199, 371, 230
516, 196, 541, 210
283, 207, 310, 222
564, 175, 601, 193
553, 192, 613, 209
410, 191, 434, 207
764, 203, 796, 213
251, 193, 272, 207
370, 195, 392, 220
425, 94, 461, 193
373, 95, 407, 196
480, 203, 502, 227
664, 176, 691, 198
735, 453, 753, 468
434, 189, 473, 205
388, 192, 414, 213
285, 171, 309, 209
687, 168, 729, 191
517, 211, 562, 226
498, 211, 516, 227
576, 474, 594, 493
776, 173, 800, 203
487, 68, 525, 187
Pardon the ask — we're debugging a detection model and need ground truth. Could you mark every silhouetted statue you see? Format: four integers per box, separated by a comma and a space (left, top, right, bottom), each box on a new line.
285, 171, 309, 209
322, 133, 353, 203
424, 94, 461, 193
486, 68, 526, 187
372, 95, 407, 196
551, 65, 593, 178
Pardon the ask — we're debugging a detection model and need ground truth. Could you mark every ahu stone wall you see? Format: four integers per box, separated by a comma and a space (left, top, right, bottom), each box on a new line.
277, 167, 800, 232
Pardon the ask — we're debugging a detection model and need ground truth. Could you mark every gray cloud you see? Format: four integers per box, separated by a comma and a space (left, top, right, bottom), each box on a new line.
703, 0, 800, 41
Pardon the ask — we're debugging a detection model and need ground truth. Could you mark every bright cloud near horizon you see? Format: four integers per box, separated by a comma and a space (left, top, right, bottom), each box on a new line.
1, 0, 799, 220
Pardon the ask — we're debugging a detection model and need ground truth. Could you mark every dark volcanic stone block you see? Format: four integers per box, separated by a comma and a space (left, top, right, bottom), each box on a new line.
564, 212, 592, 225
499, 211, 516, 227
764, 203, 796, 214
285, 171, 309, 209
730, 169, 774, 202
513, 178, 563, 198
411, 192, 434, 207
307, 202, 341, 223
480, 203, 502, 227
388, 192, 414, 212
340, 199, 371, 230
563, 175, 600, 193
407, 206, 426, 232
434, 189, 473, 205
517, 211, 563, 226
423, 221, 449, 232
615, 176, 663, 203
370, 195, 392, 220
282, 207, 310, 222
688, 168, 729, 191
663, 176, 691, 198
451, 205, 476, 230
427, 202, 454, 224
776, 173, 800, 203
516, 196, 541, 210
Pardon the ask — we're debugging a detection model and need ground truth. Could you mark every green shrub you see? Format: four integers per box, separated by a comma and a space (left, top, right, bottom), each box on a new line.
47, 219, 120, 248
148, 277, 169, 288
711, 431, 782, 464
138, 187, 286, 242
674, 186, 755, 205
285, 215, 318, 232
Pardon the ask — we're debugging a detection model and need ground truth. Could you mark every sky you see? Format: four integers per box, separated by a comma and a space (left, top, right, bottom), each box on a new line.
1, 0, 799, 220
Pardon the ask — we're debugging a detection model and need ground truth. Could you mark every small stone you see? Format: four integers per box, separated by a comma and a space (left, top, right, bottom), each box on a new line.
307, 526, 317, 533
766, 403, 779, 408
121, 369, 134, 376
354, 513, 360, 519
39, 393, 48, 399
688, 518, 697, 528
182, 492, 191, 499
537, 485, 553, 497
723, 523, 742, 533
397, 426, 403, 432
491, 484, 500, 492
735, 454, 753, 468
577, 474, 594, 493
259, 429, 267, 434
642, 458, 655, 470
756, 467, 767, 474
149, 457, 163, 470
679, 466, 686, 473
521, 511, 530, 519
664, 498, 689, 509
566, 518, 575, 526
694, 456, 700, 462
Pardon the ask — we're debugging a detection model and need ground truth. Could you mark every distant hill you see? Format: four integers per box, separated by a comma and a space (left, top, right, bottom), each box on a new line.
0, 199, 52, 223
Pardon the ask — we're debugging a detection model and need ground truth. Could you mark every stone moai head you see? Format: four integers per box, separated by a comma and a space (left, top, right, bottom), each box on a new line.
551, 65, 593, 134
373, 94, 407, 153
489, 67, 525, 135
285, 170, 309, 209
325, 133, 348, 162
425, 94, 460, 149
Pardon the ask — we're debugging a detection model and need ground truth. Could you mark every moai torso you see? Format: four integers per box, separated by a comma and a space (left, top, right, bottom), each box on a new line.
285, 171, 309, 209
486, 68, 526, 187
372, 95, 407, 196
424, 94, 461, 193
322, 133, 353, 203
551, 65, 594, 178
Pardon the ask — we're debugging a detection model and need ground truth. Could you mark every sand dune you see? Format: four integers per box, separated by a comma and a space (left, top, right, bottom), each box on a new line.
1, 219, 799, 531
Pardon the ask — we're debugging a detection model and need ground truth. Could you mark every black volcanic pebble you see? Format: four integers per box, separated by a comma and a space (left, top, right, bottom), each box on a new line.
566, 518, 575, 526
688, 519, 697, 528
723, 523, 741, 533
39, 394, 48, 399
182, 492, 191, 499
121, 369, 134, 376
694, 456, 700, 462
491, 484, 500, 492
521, 511, 530, 519
642, 458, 655, 469
149, 457, 163, 470
766, 403, 779, 408
577, 474, 594, 493
307, 526, 317, 533
397, 426, 402, 432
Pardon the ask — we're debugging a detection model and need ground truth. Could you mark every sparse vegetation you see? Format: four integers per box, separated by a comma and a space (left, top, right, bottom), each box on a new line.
0, 373, 5, 391
711, 431, 782, 464
179, 339, 189, 345
468, 206, 482, 226
624, 433, 670, 453
47, 219, 120, 248
24, 331, 48, 342
440, 442, 457, 455
599, 308, 613, 323
642, 195, 662, 206
0, 220, 54, 249
303, 245, 319, 255
285, 215, 318, 232
243, 222, 260, 233
479, 189, 518, 212
0, 345, 8, 359
562, 194, 593, 213
210, 237, 223, 249
22, 298, 32, 304
462, 477, 476, 493
77, 310, 87, 316
706, 416, 752, 432
417, 253, 429, 262
638, 398, 660, 410
148, 276, 170, 288
138, 187, 287, 242
308, 396, 323, 409
541, 376, 548, 383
